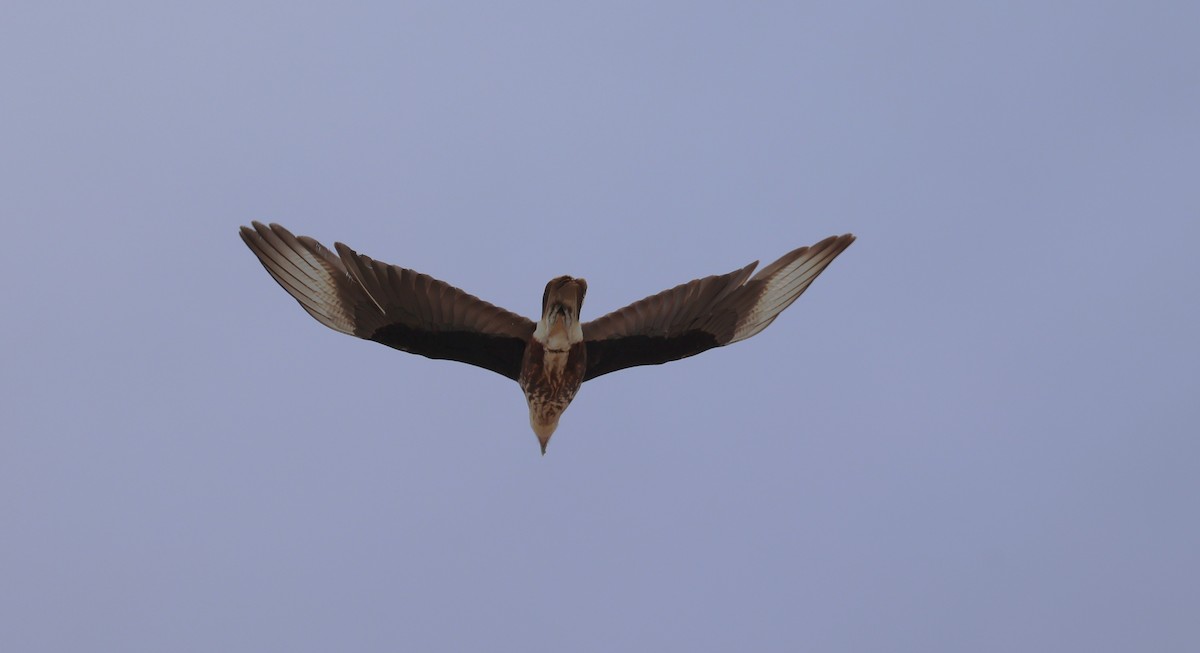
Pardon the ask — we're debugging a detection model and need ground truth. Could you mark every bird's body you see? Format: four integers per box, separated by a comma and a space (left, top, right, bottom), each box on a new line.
520, 344, 586, 449
240, 222, 854, 453
520, 276, 589, 450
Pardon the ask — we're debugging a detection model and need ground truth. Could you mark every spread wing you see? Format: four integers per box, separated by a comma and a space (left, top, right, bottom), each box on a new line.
582, 234, 855, 381
240, 222, 535, 381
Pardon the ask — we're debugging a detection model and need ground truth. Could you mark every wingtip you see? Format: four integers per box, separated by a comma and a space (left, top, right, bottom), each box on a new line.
815, 232, 856, 249
240, 221, 292, 244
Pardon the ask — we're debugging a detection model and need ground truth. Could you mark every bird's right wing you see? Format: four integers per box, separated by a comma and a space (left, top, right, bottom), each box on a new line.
581, 234, 854, 381
240, 222, 535, 380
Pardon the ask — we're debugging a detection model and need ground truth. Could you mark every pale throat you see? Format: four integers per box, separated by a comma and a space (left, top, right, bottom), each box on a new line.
532, 306, 583, 353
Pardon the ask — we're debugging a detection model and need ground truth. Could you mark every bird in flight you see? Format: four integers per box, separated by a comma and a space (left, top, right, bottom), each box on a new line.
240, 222, 854, 454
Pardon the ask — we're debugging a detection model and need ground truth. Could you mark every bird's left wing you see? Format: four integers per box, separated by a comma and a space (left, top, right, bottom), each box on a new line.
582, 234, 854, 381
240, 222, 535, 380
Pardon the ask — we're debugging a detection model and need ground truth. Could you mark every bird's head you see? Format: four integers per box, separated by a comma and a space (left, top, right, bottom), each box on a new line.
535, 276, 587, 350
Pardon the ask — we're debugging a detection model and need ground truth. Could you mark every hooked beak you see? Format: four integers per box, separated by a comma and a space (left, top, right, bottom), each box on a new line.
547, 302, 576, 328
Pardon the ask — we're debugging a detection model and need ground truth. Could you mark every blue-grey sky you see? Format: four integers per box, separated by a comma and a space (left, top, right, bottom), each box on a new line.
3, 2, 1197, 651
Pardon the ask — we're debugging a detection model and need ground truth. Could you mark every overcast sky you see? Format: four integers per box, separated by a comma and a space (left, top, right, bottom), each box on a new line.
3, 2, 1197, 651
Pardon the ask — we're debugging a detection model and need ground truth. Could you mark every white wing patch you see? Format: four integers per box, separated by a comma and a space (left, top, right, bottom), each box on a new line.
731, 235, 852, 343
240, 224, 358, 335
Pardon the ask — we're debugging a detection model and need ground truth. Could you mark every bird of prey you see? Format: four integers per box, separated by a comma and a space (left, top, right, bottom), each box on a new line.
240, 222, 854, 453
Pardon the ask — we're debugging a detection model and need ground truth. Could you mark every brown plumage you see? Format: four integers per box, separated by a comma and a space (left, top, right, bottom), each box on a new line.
240, 222, 854, 453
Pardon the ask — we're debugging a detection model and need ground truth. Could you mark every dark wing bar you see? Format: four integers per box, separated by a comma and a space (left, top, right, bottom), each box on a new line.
581, 234, 854, 381
581, 262, 756, 381
240, 222, 535, 381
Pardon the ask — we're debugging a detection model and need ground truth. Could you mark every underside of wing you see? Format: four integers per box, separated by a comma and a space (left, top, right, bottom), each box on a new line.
582, 234, 854, 381
239, 222, 535, 381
